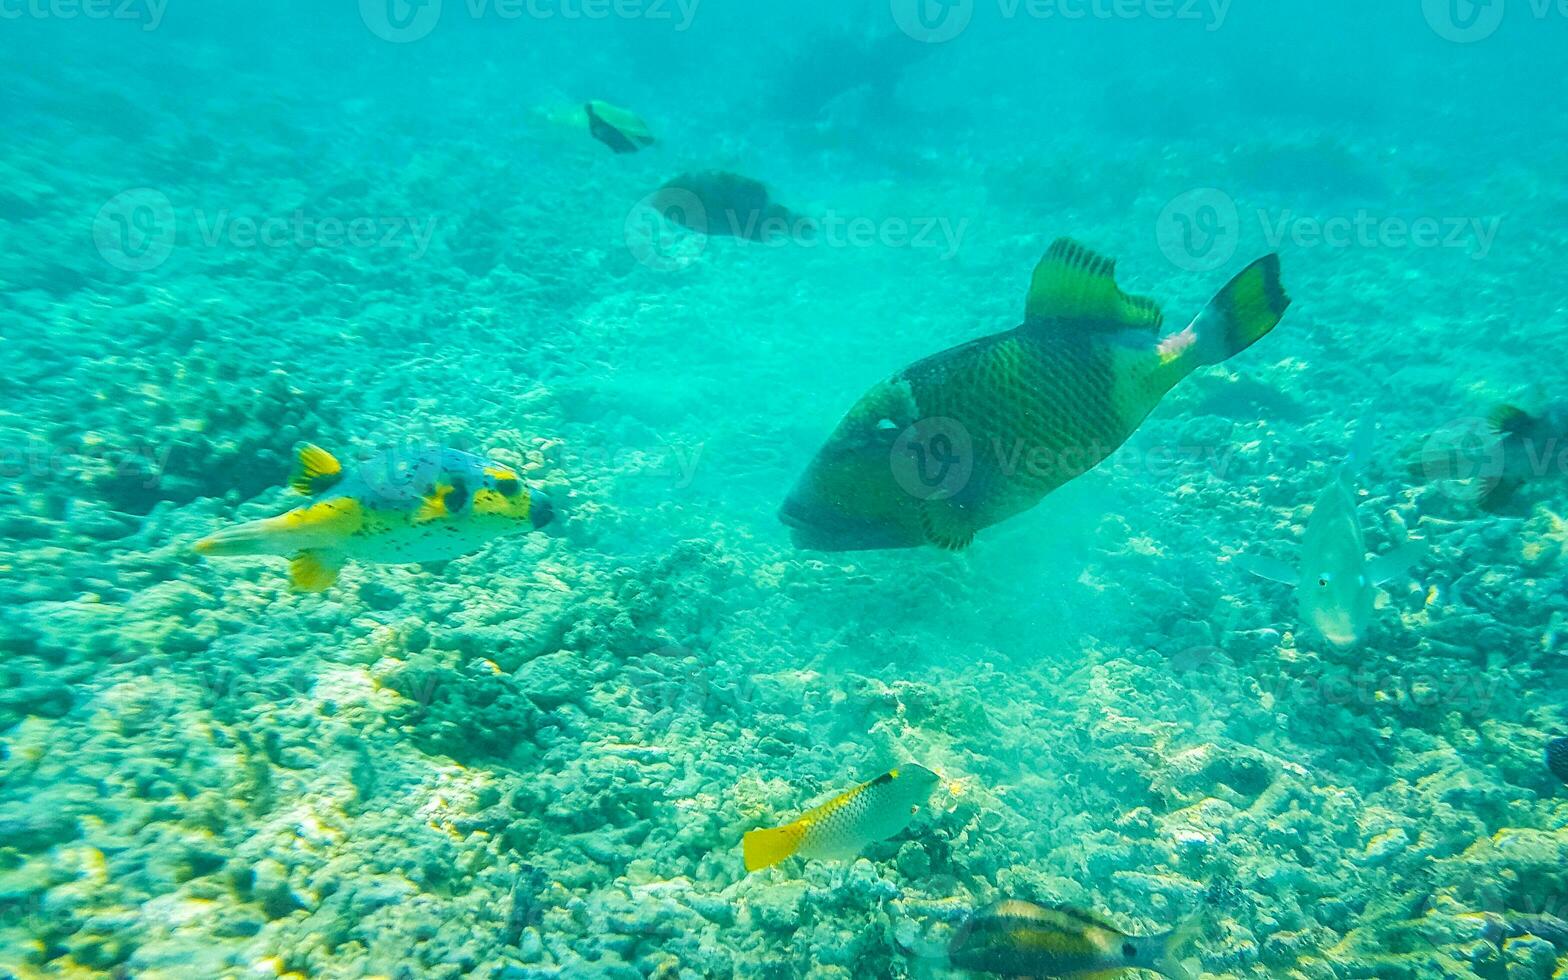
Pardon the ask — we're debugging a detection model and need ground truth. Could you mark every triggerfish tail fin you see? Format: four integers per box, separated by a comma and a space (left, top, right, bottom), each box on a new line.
289, 551, 344, 593
194, 519, 280, 558
290, 444, 344, 496
1025, 238, 1165, 331
742, 822, 807, 872
1188, 254, 1290, 367
1488, 403, 1535, 438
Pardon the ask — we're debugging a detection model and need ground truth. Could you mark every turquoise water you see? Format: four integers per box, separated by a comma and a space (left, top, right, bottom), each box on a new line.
4, 1, 1568, 977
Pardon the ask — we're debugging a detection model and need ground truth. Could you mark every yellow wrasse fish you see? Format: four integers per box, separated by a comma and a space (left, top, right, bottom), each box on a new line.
780, 238, 1290, 551
195, 444, 554, 592
584, 100, 655, 154
1235, 466, 1424, 648
743, 764, 940, 872
948, 899, 1199, 980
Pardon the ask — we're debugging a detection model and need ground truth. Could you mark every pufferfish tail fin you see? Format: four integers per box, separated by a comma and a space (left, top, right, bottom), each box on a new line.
291, 444, 344, 496
1187, 254, 1290, 367
1024, 238, 1165, 332
742, 822, 807, 873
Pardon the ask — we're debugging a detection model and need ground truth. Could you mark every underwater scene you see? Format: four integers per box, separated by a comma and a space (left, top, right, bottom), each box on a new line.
3, 0, 1568, 977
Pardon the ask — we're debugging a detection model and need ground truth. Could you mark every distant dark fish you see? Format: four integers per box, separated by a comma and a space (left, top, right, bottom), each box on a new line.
1412, 402, 1568, 512
770, 30, 931, 121
948, 899, 1199, 979
780, 239, 1290, 551
1548, 737, 1568, 785
584, 100, 654, 154
649, 171, 808, 242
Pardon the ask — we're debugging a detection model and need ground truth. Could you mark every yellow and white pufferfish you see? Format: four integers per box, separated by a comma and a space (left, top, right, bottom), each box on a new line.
195, 444, 554, 591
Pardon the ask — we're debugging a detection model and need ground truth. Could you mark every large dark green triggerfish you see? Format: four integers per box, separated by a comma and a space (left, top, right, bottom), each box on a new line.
780, 239, 1290, 551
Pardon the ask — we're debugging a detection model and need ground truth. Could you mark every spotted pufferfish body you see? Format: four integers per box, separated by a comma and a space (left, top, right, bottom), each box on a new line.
195, 444, 554, 591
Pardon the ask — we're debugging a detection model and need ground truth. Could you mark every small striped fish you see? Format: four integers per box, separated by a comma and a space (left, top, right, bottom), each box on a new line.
949, 899, 1199, 979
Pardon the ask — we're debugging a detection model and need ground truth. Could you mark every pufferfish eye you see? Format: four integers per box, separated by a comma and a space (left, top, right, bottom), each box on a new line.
495, 477, 521, 497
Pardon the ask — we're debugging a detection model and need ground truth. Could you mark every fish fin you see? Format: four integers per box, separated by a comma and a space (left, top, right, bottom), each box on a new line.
1478, 477, 1526, 513
1233, 554, 1298, 585
290, 444, 344, 496
1488, 404, 1534, 438
919, 503, 976, 551
414, 487, 451, 524
1024, 238, 1164, 331
742, 822, 806, 873
289, 551, 344, 593
1156, 911, 1206, 980
1187, 254, 1290, 367
1367, 539, 1426, 587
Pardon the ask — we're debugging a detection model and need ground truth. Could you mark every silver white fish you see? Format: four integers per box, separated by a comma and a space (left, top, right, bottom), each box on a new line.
1236, 468, 1424, 648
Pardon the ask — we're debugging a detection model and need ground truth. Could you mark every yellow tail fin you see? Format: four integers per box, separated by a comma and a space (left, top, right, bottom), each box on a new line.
1192, 254, 1290, 366
743, 823, 806, 872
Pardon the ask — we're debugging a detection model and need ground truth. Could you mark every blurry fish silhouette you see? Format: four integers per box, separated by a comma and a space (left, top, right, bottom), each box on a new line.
648, 171, 810, 242
584, 100, 654, 154
780, 238, 1290, 551
1412, 402, 1568, 512
948, 899, 1200, 980
743, 764, 940, 872
1548, 737, 1568, 785
769, 29, 932, 122
196, 444, 553, 592
1235, 463, 1424, 648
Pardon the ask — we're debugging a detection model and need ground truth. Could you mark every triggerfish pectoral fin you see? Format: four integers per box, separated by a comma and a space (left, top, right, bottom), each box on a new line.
289, 551, 345, 593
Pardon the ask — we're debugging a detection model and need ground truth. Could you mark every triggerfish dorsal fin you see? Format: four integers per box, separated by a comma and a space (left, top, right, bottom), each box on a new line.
1488, 404, 1534, 438
1025, 238, 1164, 332
291, 444, 344, 496
289, 551, 344, 592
